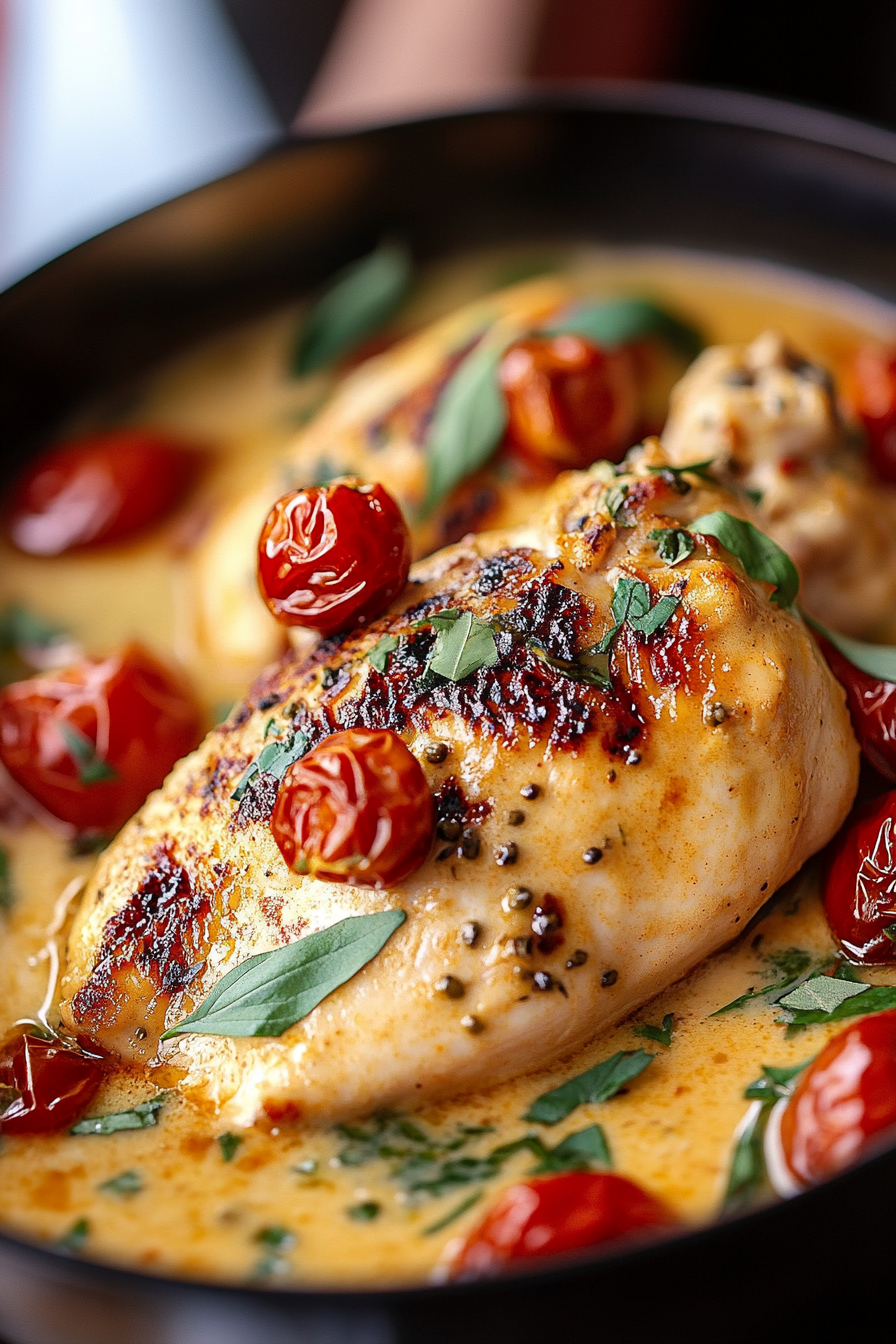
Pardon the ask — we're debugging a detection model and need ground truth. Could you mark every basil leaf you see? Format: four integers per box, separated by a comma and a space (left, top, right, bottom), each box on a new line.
99, 1169, 142, 1198
57, 722, 118, 785
547, 299, 703, 361
782, 982, 896, 1028
524, 1049, 654, 1125
366, 634, 400, 673
689, 512, 799, 608
218, 1132, 243, 1163
529, 643, 611, 690
777, 976, 870, 1014
0, 846, 13, 912
743, 1059, 812, 1103
629, 593, 681, 637
162, 910, 406, 1039
803, 611, 896, 683
649, 528, 695, 567
419, 609, 499, 683
711, 948, 815, 1016
723, 1101, 770, 1211
423, 342, 508, 514
422, 1191, 483, 1235
529, 1123, 611, 1174
633, 1013, 674, 1047
612, 577, 650, 626
647, 459, 716, 485
293, 242, 412, 374
71, 1093, 169, 1135
231, 730, 309, 802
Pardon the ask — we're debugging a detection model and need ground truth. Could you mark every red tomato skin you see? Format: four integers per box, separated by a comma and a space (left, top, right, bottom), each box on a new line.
8, 430, 200, 556
849, 346, 896, 483
781, 1010, 896, 1185
823, 789, 896, 964
498, 334, 638, 468
0, 643, 201, 832
817, 634, 896, 783
270, 727, 434, 888
257, 480, 411, 635
451, 1172, 673, 1277
0, 1033, 103, 1135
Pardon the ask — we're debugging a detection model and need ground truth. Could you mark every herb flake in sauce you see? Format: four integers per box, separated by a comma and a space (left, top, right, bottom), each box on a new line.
292, 242, 411, 374
524, 1049, 654, 1125
633, 1013, 675, 1047
423, 340, 508, 514
71, 1093, 169, 1135
58, 722, 118, 785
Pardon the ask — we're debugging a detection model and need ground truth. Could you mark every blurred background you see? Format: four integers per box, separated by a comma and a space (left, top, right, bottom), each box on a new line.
2, 0, 895, 290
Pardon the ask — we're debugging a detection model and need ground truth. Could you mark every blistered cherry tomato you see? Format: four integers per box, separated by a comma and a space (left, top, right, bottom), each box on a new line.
848, 346, 896, 482
780, 1010, 896, 1186
824, 789, 896, 964
451, 1172, 673, 1277
257, 479, 411, 635
0, 1033, 103, 1135
498, 334, 638, 468
8, 429, 200, 556
270, 727, 434, 887
817, 632, 896, 783
0, 643, 201, 832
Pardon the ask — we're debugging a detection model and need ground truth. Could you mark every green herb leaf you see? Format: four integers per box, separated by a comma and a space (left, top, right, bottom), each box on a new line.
0, 846, 13, 913
723, 1101, 770, 1211
0, 602, 68, 654
612, 577, 651, 626
252, 1225, 295, 1278
99, 1169, 142, 1198
58, 1217, 89, 1253
423, 341, 508, 514
649, 528, 695, 567
422, 1191, 483, 1235
629, 593, 681, 637
689, 512, 799, 608
528, 643, 611, 690
711, 947, 815, 1016
71, 1094, 169, 1135
218, 1132, 243, 1163
529, 1123, 611, 1174
547, 298, 703, 361
605, 482, 630, 520
782, 982, 896, 1028
366, 634, 400, 673
231, 730, 309, 802
417, 609, 499, 683
742, 1059, 813, 1103
524, 1049, 654, 1125
57, 722, 118, 785
347, 1201, 381, 1222
777, 976, 870, 1015
633, 1013, 674, 1047
803, 611, 896, 683
161, 910, 406, 1039
647, 459, 717, 485
293, 242, 412, 374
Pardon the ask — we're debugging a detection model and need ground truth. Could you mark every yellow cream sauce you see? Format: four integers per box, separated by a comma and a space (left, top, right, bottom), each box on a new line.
2, 248, 896, 1287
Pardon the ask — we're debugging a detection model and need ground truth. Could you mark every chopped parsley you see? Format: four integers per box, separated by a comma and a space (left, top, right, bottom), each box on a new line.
98, 1169, 142, 1198
218, 1132, 243, 1163
58, 1218, 90, 1253
414, 609, 499, 685
649, 528, 695, 567
366, 633, 400, 672
422, 1191, 482, 1235
70, 1093, 169, 1135
230, 729, 309, 802
633, 1013, 675, 1047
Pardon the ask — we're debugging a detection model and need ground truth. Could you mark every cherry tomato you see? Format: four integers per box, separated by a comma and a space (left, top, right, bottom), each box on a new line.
824, 789, 896, 964
498, 334, 638, 468
780, 1009, 896, 1185
270, 727, 434, 887
8, 429, 200, 556
257, 479, 411, 635
0, 643, 201, 833
451, 1172, 673, 1277
848, 346, 896, 482
0, 1033, 103, 1135
816, 632, 896, 783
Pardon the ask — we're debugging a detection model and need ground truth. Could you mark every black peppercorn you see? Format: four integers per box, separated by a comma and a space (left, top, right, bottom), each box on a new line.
460, 827, 480, 859
502, 886, 533, 912
424, 741, 449, 764
566, 949, 588, 969
437, 818, 462, 842
436, 975, 465, 999
460, 921, 481, 947
520, 783, 540, 800
507, 809, 525, 826
533, 971, 554, 991
583, 847, 603, 865
461, 1014, 484, 1033
531, 906, 561, 937
495, 842, 518, 866
512, 936, 533, 957
601, 969, 618, 987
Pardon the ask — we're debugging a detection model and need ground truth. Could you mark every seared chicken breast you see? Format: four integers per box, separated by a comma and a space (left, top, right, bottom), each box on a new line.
60, 453, 858, 1126
662, 330, 896, 635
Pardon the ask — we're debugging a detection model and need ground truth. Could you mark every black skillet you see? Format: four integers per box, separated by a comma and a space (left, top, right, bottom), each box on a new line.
2, 84, 896, 1344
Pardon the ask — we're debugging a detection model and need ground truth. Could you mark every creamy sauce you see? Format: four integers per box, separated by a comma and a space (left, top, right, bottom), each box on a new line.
2, 247, 895, 1286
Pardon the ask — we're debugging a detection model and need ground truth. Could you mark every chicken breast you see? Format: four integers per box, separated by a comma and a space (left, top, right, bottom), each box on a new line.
662, 330, 896, 635
60, 451, 858, 1126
